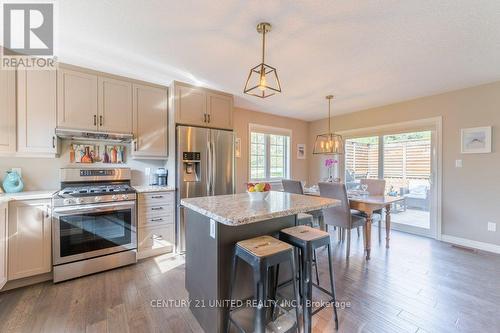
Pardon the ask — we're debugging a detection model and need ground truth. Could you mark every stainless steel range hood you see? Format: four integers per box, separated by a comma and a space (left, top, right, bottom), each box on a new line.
55, 128, 134, 143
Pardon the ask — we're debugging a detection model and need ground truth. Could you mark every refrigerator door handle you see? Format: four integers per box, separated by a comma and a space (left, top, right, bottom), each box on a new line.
211, 140, 216, 196
207, 138, 212, 195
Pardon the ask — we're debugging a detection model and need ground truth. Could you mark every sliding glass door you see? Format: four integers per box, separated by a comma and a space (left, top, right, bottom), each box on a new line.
345, 130, 437, 238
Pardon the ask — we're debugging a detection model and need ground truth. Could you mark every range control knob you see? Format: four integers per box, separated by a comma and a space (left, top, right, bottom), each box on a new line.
112, 195, 118, 201
94, 196, 102, 203
75, 198, 83, 204
121, 194, 129, 200
63, 198, 73, 205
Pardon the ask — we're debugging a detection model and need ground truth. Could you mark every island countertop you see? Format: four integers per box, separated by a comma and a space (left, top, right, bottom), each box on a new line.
181, 191, 339, 226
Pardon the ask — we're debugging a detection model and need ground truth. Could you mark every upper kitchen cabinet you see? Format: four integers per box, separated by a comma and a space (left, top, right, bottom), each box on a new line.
0, 69, 16, 154
17, 67, 58, 156
174, 83, 207, 127
206, 92, 233, 130
132, 83, 168, 159
98, 76, 133, 134
172, 81, 234, 130
57, 66, 98, 131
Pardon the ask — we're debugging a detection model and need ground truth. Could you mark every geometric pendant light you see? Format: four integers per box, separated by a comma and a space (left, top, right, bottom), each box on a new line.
244, 22, 282, 98
313, 95, 345, 155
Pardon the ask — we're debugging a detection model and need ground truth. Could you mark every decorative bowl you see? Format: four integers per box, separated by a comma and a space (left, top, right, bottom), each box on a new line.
246, 191, 270, 201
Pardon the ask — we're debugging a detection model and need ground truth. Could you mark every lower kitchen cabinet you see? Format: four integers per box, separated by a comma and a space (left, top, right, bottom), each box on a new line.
0, 203, 7, 289
137, 191, 175, 259
8, 199, 52, 280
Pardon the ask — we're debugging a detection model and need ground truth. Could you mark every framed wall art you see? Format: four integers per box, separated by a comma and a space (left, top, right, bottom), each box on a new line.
297, 143, 306, 159
461, 126, 492, 154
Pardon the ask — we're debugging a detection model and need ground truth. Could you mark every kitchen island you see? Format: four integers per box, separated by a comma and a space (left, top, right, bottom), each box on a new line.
181, 191, 339, 333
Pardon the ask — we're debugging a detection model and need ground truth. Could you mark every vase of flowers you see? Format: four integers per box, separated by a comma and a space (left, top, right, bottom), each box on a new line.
324, 158, 338, 182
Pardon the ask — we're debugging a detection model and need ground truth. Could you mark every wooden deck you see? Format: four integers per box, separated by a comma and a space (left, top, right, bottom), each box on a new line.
0, 229, 499, 332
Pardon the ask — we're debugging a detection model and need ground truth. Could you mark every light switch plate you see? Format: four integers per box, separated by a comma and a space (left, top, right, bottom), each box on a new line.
210, 219, 216, 239
487, 222, 496, 232
455, 160, 463, 168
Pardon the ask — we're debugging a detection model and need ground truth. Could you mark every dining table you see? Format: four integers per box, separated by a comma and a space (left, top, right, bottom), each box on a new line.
303, 188, 405, 260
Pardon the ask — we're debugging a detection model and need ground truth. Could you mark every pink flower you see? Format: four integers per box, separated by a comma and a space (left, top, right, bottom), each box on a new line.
324, 158, 338, 168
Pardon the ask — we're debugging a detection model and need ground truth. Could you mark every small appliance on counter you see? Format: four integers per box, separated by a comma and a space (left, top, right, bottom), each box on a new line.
156, 168, 168, 186
2, 170, 24, 193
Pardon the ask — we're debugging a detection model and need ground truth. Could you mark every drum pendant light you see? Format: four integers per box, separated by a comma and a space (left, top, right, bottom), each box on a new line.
313, 95, 344, 155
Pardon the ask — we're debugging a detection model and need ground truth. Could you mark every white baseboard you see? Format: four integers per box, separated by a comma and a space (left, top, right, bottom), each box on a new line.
441, 235, 500, 254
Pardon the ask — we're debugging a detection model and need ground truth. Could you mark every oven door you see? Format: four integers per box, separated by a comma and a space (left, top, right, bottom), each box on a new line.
52, 201, 136, 265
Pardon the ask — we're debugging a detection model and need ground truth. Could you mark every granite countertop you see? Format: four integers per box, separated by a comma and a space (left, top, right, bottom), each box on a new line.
0, 190, 57, 202
133, 185, 175, 193
181, 191, 339, 226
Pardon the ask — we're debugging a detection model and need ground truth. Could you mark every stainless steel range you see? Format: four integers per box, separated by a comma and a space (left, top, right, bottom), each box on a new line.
52, 168, 137, 282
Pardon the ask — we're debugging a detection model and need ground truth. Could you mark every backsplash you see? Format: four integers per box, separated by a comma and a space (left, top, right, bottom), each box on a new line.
0, 140, 168, 190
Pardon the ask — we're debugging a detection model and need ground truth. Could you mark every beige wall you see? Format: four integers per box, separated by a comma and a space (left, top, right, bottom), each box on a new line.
233, 107, 310, 193
308, 81, 500, 246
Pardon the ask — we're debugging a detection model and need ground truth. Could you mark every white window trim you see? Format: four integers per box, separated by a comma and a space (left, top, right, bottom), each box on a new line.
248, 123, 292, 182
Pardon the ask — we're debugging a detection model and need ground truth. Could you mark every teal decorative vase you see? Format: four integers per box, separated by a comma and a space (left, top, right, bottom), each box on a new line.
2, 171, 24, 193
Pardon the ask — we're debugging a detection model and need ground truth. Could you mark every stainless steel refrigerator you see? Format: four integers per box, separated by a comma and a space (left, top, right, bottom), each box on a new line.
176, 125, 235, 252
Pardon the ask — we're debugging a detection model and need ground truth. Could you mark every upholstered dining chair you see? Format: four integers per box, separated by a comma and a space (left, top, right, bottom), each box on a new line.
319, 182, 367, 258
357, 178, 386, 239
360, 178, 386, 196
281, 179, 316, 227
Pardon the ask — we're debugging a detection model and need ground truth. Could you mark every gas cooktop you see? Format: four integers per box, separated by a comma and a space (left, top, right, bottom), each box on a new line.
58, 184, 135, 197
53, 167, 137, 207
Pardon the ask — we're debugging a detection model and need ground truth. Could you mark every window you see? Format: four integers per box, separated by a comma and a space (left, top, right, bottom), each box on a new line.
345, 136, 380, 188
249, 125, 290, 181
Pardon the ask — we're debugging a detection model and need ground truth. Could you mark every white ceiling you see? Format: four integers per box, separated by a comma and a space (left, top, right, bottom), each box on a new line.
57, 0, 500, 121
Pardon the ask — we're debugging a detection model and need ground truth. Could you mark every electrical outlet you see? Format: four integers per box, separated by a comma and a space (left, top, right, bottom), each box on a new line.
11, 168, 22, 177
455, 160, 463, 168
487, 222, 496, 232
210, 219, 216, 239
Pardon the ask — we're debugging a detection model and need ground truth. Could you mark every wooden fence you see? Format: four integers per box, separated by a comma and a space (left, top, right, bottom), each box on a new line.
346, 139, 431, 182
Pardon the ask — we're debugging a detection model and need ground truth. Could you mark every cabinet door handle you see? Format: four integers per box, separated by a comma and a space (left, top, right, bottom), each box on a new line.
52, 136, 55, 148
151, 207, 164, 211
93, 115, 97, 126
99, 115, 103, 127
151, 195, 164, 199
207, 114, 211, 123
45, 205, 50, 218
133, 140, 137, 151
203, 114, 207, 123
151, 217, 163, 222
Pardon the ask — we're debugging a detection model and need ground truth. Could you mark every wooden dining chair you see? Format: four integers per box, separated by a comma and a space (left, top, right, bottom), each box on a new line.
319, 182, 367, 258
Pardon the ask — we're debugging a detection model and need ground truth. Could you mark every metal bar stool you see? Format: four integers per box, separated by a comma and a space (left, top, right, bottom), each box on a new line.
279, 226, 339, 333
227, 235, 301, 333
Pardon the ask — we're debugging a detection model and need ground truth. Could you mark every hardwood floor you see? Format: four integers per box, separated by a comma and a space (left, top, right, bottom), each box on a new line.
1, 229, 499, 333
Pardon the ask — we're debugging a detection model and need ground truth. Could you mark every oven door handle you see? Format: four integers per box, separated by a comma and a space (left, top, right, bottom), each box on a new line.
53, 201, 135, 216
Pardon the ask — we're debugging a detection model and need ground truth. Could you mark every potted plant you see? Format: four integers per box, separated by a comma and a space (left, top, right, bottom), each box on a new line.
324, 158, 339, 182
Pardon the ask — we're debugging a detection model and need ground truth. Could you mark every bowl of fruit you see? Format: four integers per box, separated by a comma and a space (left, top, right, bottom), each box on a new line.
246, 182, 271, 201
